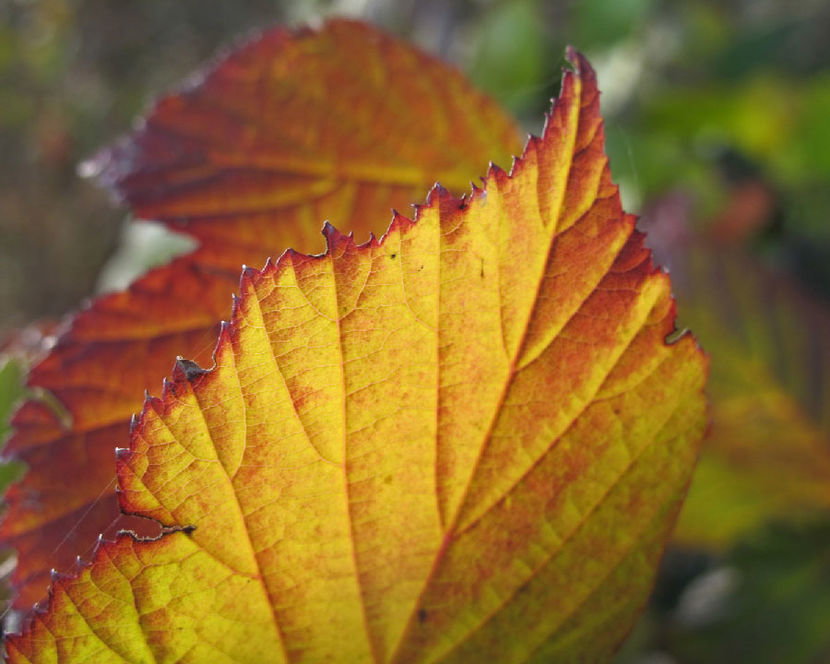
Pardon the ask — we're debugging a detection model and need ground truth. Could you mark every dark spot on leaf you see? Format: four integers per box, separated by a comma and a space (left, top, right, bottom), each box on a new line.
389, 253, 397, 259
418, 608, 428, 624
176, 357, 208, 382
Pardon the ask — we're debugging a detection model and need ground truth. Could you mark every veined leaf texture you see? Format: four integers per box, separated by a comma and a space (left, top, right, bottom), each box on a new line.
0, 19, 520, 609
3, 21, 706, 663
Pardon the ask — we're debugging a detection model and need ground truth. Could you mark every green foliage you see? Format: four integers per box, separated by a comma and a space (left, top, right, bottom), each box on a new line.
0, 358, 25, 493
670, 523, 830, 663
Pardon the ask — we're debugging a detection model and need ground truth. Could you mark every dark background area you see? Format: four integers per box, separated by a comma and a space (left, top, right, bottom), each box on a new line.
2, 1, 830, 661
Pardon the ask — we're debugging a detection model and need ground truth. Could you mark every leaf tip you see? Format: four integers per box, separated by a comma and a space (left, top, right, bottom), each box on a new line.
323, 221, 359, 253
218, 319, 231, 340
321, 220, 337, 237
432, 182, 450, 197
238, 263, 262, 294
486, 161, 508, 182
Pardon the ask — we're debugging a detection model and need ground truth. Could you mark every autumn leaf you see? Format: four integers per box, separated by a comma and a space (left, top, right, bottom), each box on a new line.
641, 194, 830, 549
6, 51, 706, 663
1, 256, 233, 607
0, 19, 521, 609
85, 18, 520, 261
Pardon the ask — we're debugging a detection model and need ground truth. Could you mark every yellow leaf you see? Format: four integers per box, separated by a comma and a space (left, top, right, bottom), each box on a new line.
6, 51, 706, 663
1, 18, 522, 610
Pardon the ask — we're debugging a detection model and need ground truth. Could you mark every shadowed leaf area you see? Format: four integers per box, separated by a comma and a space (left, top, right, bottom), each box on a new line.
5, 50, 706, 662
0, 18, 521, 610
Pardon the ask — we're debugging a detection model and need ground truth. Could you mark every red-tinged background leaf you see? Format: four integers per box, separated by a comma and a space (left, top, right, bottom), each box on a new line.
85, 18, 520, 261
1, 254, 233, 608
0, 322, 57, 608
0, 19, 522, 610
6, 52, 707, 662
641, 193, 830, 549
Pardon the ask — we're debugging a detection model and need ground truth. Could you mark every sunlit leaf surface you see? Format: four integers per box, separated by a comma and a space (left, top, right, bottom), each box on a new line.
6, 51, 706, 663
0, 18, 521, 609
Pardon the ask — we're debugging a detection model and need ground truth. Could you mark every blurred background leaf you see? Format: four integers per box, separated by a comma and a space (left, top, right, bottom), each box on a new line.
0, 321, 49, 492
0, 359, 23, 447
0, 354, 28, 616
0, 357, 27, 498
0, 357, 26, 491
640, 196, 830, 551
2, 0, 830, 661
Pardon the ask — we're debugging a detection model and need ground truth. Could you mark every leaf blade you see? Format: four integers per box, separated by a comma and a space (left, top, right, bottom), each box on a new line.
87, 18, 520, 255
6, 50, 706, 663
1, 20, 522, 609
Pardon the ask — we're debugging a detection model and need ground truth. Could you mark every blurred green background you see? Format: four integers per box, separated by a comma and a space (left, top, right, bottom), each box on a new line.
1, 0, 829, 661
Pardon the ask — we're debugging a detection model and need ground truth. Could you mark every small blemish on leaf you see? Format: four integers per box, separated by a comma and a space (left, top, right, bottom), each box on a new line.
177, 357, 208, 381
418, 609, 428, 624
389, 253, 397, 259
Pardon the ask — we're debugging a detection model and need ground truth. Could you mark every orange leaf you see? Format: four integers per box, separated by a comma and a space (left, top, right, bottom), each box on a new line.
6, 51, 706, 662
86, 18, 520, 260
1, 255, 230, 607
1, 19, 521, 609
